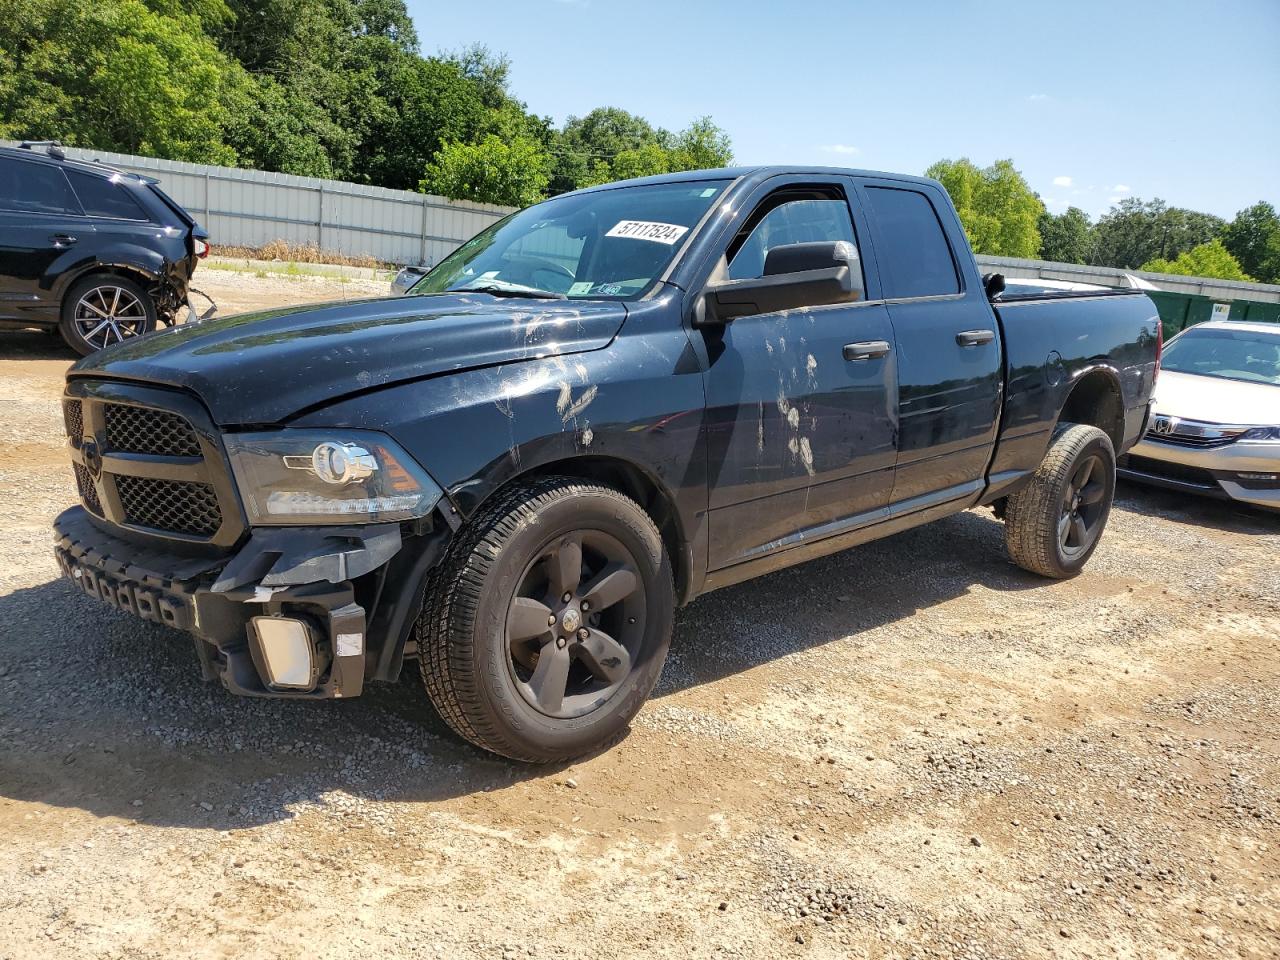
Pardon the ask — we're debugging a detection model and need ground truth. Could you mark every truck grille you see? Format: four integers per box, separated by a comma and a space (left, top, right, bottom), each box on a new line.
105, 404, 202, 457
72, 461, 103, 515
62, 385, 241, 547
116, 475, 222, 536
63, 399, 83, 439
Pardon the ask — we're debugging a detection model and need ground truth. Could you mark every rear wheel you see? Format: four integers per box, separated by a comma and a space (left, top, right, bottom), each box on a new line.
417, 478, 674, 762
59, 274, 156, 355
1004, 424, 1116, 578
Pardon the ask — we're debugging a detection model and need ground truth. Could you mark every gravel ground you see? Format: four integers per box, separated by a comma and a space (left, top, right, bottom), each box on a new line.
1, 269, 1277, 959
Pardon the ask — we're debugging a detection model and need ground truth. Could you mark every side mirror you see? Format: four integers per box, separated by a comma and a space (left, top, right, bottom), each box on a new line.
984, 272, 1006, 301
698, 240, 864, 326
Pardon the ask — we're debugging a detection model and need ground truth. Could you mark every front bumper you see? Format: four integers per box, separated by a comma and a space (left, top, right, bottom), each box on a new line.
1118, 435, 1280, 511
54, 507, 448, 698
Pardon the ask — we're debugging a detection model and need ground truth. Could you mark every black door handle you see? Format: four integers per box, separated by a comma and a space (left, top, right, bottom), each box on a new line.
843, 340, 891, 361
50, 234, 78, 247
956, 329, 995, 347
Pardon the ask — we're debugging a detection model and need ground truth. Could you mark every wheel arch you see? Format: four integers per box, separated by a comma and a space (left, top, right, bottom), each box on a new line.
474, 454, 696, 606
1056, 364, 1125, 452
57, 261, 162, 305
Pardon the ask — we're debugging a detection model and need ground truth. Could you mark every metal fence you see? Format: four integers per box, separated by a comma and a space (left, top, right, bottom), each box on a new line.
2, 142, 515, 267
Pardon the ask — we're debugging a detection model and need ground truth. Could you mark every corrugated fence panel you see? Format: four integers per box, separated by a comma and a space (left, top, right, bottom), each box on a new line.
0, 142, 513, 266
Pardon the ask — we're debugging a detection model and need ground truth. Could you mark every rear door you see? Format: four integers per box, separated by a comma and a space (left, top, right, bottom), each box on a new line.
854, 179, 1003, 507
701, 177, 899, 570
0, 155, 91, 321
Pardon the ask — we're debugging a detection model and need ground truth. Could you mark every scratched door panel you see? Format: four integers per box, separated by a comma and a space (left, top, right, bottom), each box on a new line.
703, 299, 898, 570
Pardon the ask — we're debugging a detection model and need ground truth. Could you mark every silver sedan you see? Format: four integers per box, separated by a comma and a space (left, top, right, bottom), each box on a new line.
1118, 320, 1280, 511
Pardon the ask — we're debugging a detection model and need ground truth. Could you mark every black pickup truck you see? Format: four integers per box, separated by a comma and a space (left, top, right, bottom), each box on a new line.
53, 167, 1160, 761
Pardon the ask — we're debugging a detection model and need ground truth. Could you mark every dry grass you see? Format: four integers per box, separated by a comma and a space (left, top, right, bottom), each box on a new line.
211, 240, 388, 269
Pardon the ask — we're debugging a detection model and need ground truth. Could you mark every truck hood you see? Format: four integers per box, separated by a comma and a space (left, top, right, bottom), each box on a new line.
1152, 370, 1280, 426
69, 294, 627, 425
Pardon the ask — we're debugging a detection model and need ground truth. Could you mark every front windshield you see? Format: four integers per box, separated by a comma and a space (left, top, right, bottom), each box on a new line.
412, 179, 731, 300
1162, 326, 1280, 386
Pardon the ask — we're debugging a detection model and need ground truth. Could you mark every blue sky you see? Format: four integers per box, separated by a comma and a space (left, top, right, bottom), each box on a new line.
406, 0, 1279, 221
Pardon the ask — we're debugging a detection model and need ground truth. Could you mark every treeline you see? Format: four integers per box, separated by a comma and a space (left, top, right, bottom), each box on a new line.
0, 0, 733, 206
928, 159, 1280, 284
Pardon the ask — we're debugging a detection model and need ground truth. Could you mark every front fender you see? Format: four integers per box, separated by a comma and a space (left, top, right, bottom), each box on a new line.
292, 312, 710, 586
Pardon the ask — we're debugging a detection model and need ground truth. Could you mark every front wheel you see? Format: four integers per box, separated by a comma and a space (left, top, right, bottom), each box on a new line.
1004, 424, 1116, 578
417, 478, 675, 762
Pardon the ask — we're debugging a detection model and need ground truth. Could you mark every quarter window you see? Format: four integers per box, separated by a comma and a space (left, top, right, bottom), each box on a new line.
0, 157, 80, 215
729, 197, 858, 281
864, 187, 959, 298
66, 170, 148, 221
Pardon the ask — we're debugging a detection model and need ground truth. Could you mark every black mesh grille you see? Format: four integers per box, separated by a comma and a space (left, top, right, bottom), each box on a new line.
104, 404, 201, 457
115, 475, 222, 536
72, 462, 102, 515
63, 399, 83, 440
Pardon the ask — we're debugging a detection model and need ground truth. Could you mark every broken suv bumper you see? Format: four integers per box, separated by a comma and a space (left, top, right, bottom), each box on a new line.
53, 506, 447, 699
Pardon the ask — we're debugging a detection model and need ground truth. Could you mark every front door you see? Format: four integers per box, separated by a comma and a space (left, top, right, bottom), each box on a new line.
700, 179, 898, 570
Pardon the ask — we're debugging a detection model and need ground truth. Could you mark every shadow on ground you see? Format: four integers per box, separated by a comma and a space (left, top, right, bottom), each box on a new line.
0, 488, 1271, 832
0, 328, 78, 361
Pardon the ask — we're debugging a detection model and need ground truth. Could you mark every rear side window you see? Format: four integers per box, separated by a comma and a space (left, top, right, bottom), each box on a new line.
0, 157, 81, 215
864, 187, 959, 299
65, 170, 149, 221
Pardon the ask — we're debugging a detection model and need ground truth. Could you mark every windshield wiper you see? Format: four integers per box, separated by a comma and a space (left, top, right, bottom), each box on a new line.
454, 280, 566, 300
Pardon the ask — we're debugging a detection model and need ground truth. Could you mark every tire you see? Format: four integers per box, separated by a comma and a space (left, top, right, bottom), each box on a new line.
1004, 424, 1116, 579
59, 274, 157, 356
417, 477, 675, 762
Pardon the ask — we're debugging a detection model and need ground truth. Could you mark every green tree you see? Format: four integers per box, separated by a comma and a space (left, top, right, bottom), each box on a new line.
421, 135, 550, 207
551, 107, 661, 194
1093, 198, 1225, 269
558, 111, 733, 192
925, 158, 1042, 257
1221, 202, 1280, 284
0, 0, 244, 162
1141, 239, 1253, 282
1037, 206, 1094, 264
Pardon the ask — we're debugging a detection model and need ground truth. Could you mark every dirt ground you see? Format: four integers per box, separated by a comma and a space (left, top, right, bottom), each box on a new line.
0, 268, 1277, 960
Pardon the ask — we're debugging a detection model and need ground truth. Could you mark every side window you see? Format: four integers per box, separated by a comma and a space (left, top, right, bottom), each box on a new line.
65, 170, 149, 221
863, 187, 959, 298
0, 157, 80, 215
728, 196, 857, 281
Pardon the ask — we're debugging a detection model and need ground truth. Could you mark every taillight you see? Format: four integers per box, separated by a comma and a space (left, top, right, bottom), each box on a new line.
193, 237, 209, 259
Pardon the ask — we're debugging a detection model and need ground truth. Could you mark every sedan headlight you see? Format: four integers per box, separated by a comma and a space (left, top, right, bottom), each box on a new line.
1238, 426, 1280, 442
224, 430, 443, 525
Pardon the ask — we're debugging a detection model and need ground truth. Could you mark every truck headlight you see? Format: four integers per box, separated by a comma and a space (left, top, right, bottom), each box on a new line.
224, 430, 444, 525
1238, 426, 1280, 442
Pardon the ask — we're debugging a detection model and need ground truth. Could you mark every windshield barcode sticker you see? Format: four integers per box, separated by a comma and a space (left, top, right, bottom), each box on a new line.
606, 220, 689, 245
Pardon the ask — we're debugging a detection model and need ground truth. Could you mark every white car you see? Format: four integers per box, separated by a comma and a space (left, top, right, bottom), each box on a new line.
1119, 320, 1280, 511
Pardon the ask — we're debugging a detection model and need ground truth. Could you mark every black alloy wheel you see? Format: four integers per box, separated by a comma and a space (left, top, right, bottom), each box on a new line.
506, 530, 647, 719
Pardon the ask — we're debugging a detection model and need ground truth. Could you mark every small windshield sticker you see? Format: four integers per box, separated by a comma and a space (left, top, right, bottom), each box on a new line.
699, 187, 717, 197
606, 220, 689, 245
567, 281, 594, 296
478, 270, 500, 280
594, 283, 623, 295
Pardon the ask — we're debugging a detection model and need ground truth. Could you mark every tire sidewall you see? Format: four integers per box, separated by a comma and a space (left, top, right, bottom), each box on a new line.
60, 274, 157, 356
1048, 429, 1116, 574
467, 488, 674, 757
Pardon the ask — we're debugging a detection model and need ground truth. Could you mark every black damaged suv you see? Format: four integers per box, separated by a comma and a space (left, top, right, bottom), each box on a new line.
0, 142, 209, 355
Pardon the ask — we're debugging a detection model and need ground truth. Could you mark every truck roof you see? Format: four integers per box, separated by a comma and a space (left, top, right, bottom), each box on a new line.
570, 165, 943, 195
